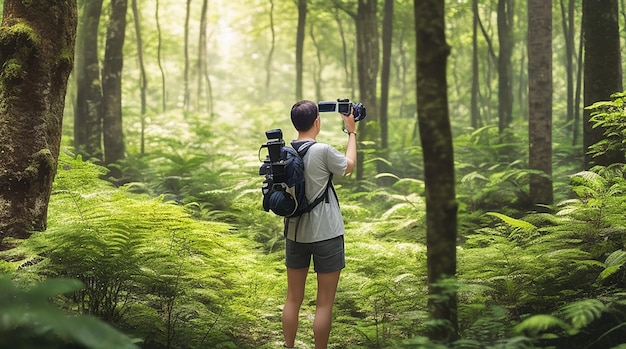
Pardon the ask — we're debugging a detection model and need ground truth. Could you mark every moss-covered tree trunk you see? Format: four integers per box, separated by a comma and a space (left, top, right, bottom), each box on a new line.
414, 0, 458, 341
0, 0, 77, 248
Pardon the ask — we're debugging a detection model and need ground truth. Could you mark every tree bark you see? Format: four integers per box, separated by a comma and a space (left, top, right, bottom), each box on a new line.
102, 0, 127, 172
295, 0, 306, 101
380, 0, 393, 150
355, 0, 379, 141
265, 0, 275, 99
131, 0, 147, 156
74, 0, 104, 160
0, 0, 77, 247
497, 0, 514, 133
582, 0, 624, 168
528, 0, 553, 208
471, 0, 480, 129
414, 0, 458, 341
156, 0, 167, 113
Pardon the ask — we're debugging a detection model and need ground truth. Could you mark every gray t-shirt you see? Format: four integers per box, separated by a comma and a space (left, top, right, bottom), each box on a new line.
284, 142, 347, 243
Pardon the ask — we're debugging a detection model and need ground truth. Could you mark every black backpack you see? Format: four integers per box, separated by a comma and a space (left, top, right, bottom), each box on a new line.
260, 140, 332, 218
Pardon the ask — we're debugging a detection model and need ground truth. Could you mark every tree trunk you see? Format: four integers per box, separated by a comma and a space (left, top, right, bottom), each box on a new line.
310, 23, 323, 101
528, 0, 553, 208
75, 0, 104, 160
183, 0, 191, 112
380, 0, 393, 150
0, 0, 77, 247
131, 0, 147, 156
265, 0, 275, 99
295, 0, 306, 101
497, 0, 514, 133
471, 0, 480, 129
355, 0, 379, 142
414, 0, 458, 341
197, 0, 212, 116
560, 0, 575, 125
582, 0, 624, 168
156, 0, 167, 113
102, 0, 127, 172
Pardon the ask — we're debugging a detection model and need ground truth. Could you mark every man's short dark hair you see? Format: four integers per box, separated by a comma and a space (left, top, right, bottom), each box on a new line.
291, 100, 318, 131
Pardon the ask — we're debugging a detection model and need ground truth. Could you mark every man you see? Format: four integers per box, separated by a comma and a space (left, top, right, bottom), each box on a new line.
282, 100, 357, 349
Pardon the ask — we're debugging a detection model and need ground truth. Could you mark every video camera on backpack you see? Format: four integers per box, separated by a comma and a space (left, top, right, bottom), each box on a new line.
259, 129, 331, 218
259, 129, 286, 183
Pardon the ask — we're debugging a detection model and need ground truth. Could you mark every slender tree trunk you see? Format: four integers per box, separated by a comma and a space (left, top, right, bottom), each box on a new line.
471, 0, 480, 129
75, 0, 104, 160
131, 0, 147, 156
582, 0, 624, 168
310, 23, 323, 101
197, 0, 210, 113
528, 0, 553, 208
497, 0, 514, 133
102, 0, 127, 172
355, 0, 379, 141
183, 0, 191, 112
0, 0, 77, 247
334, 9, 352, 94
573, 22, 583, 147
265, 0, 275, 98
295, 0, 306, 101
156, 0, 166, 113
380, 0, 393, 150
560, 0, 575, 125
415, 0, 458, 341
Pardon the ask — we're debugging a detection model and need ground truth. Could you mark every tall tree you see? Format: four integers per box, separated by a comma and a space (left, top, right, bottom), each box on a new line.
0, 0, 77, 247
527, 0, 553, 208
265, 0, 276, 98
183, 0, 191, 112
560, 0, 576, 125
131, 0, 147, 156
102, 0, 127, 171
582, 0, 624, 168
197, 0, 212, 116
355, 0, 379, 142
380, 0, 393, 150
497, 0, 514, 133
470, 0, 481, 129
295, 0, 306, 101
156, 0, 167, 113
414, 0, 458, 341
74, 0, 104, 160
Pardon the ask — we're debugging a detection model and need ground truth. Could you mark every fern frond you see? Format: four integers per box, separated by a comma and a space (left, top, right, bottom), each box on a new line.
486, 212, 536, 232
559, 299, 608, 331
514, 314, 570, 336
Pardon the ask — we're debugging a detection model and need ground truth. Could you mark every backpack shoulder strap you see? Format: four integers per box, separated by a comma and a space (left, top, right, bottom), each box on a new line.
292, 141, 316, 158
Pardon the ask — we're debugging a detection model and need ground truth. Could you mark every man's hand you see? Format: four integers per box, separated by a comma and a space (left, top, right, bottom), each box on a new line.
341, 107, 357, 134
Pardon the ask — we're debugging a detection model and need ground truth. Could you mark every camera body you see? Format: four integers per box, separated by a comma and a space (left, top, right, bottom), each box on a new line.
318, 98, 366, 122
259, 129, 286, 188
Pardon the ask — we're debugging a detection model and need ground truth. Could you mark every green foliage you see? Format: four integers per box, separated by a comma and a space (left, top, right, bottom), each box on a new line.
587, 92, 626, 158
0, 276, 139, 349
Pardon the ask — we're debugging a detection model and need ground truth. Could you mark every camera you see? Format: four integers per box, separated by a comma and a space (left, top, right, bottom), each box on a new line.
318, 98, 366, 121
259, 129, 286, 184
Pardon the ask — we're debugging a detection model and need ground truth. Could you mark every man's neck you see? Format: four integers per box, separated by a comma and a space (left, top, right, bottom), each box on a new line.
296, 131, 316, 142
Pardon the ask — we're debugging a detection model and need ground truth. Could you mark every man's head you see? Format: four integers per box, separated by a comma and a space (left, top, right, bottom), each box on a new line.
291, 100, 319, 132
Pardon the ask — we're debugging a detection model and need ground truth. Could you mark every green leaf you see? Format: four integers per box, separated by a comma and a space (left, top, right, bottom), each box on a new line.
486, 212, 536, 232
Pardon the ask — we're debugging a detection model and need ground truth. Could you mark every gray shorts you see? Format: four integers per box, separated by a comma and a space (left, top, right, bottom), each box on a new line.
285, 235, 345, 273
